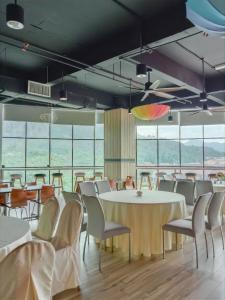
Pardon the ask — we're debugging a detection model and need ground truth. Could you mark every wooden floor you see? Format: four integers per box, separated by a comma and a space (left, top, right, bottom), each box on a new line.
54, 228, 225, 300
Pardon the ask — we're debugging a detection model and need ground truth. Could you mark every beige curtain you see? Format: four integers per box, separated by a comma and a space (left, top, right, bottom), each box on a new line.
51, 200, 83, 295
33, 197, 59, 241
0, 241, 55, 300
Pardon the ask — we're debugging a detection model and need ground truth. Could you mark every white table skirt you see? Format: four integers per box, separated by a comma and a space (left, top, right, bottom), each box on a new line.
100, 190, 186, 257
0, 216, 32, 263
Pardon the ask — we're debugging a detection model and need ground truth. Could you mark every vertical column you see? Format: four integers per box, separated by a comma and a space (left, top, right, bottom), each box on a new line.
104, 108, 136, 181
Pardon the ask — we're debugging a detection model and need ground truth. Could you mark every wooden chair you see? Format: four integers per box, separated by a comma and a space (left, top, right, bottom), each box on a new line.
52, 172, 63, 193
74, 172, 86, 192
6, 189, 28, 219
185, 172, 197, 181
34, 173, 46, 184
94, 172, 104, 180
140, 172, 152, 190
123, 176, 135, 190
41, 185, 55, 204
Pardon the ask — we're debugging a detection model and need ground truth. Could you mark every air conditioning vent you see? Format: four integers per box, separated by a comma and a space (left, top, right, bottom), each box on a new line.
28, 80, 51, 98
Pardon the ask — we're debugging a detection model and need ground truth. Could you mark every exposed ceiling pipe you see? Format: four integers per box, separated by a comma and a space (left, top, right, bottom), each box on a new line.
0, 34, 144, 89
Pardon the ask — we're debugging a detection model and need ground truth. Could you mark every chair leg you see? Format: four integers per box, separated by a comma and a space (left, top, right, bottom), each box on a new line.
111, 237, 114, 253
128, 232, 131, 262
194, 237, 199, 269
163, 229, 165, 259
204, 232, 208, 259
83, 232, 88, 262
99, 240, 102, 272
220, 226, 224, 250
140, 176, 143, 190
210, 230, 215, 258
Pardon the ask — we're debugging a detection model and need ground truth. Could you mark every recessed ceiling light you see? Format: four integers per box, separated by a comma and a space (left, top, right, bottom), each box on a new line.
215, 63, 225, 71
6, 1, 24, 30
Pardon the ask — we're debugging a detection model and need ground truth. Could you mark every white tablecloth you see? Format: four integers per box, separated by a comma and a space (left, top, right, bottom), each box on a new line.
0, 216, 32, 263
100, 190, 186, 257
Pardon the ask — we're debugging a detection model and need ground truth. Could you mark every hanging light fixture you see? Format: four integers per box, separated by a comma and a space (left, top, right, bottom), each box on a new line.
136, 25, 147, 78
168, 110, 173, 122
59, 72, 67, 101
6, 0, 24, 30
128, 79, 132, 114
131, 103, 170, 121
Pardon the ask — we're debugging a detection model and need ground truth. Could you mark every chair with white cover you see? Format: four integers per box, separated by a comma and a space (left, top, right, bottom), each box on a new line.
32, 197, 59, 241
158, 180, 175, 192
79, 181, 97, 197
82, 195, 131, 271
206, 192, 225, 257
176, 180, 196, 215
95, 180, 111, 194
62, 191, 87, 233
162, 193, 212, 268
195, 180, 213, 199
51, 200, 83, 295
0, 240, 55, 300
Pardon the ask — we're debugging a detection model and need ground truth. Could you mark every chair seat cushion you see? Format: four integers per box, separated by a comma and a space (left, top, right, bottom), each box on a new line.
163, 219, 194, 237
103, 221, 130, 239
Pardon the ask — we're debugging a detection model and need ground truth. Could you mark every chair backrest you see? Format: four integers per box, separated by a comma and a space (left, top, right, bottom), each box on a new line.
33, 197, 59, 241
82, 195, 105, 240
41, 185, 55, 204
25, 182, 37, 200
176, 181, 196, 205
207, 192, 225, 229
79, 181, 97, 197
0, 183, 8, 204
62, 191, 81, 204
11, 189, 27, 206
192, 193, 212, 235
95, 180, 111, 194
0, 241, 55, 300
196, 180, 213, 199
108, 179, 117, 191
51, 200, 82, 249
158, 180, 175, 192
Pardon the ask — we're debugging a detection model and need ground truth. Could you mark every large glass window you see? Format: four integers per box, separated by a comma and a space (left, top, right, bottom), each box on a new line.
1, 116, 104, 191
136, 123, 225, 179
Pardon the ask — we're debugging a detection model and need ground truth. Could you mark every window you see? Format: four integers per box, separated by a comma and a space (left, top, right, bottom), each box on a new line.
51, 140, 72, 166
26, 139, 49, 167
1, 115, 104, 191
158, 140, 179, 165
136, 123, 224, 180
137, 140, 157, 166
73, 140, 94, 166
2, 138, 25, 167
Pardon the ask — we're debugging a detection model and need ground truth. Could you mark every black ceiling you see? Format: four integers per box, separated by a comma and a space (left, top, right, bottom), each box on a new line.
0, 0, 224, 111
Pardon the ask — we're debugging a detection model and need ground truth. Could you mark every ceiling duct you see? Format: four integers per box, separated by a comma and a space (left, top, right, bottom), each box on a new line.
28, 80, 51, 98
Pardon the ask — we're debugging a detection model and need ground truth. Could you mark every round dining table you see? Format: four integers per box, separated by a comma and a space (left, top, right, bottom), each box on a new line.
99, 190, 186, 257
0, 216, 32, 263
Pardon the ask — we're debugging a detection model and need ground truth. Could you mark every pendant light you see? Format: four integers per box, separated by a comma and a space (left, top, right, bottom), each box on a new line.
136, 25, 147, 78
168, 110, 173, 122
59, 72, 67, 101
6, 0, 24, 30
200, 58, 207, 102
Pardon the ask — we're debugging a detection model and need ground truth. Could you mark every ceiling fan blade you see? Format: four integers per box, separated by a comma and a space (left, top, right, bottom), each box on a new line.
206, 110, 213, 116
140, 92, 150, 102
208, 90, 225, 95
190, 111, 200, 116
155, 86, 186, 92
210, 106, 225, 112
150, 80, 160, 90
152, 91, 175, 99
171, 95, 199, 102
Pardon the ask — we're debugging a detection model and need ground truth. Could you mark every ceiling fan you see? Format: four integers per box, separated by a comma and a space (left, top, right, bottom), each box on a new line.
133, 70, 185, 102
174, 58, 225, 103
184, 102, 225, 116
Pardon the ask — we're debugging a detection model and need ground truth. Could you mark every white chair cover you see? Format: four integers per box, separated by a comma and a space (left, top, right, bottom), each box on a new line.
33, 197, 59, 241
51, 200, 83, 296
0, 240, 55, 300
